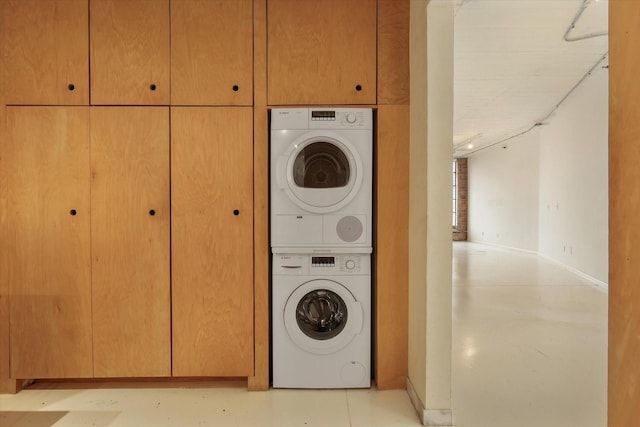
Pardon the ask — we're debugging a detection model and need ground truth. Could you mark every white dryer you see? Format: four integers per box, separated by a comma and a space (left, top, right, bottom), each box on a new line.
272, 253, 371, 389
270, 108, 373, 253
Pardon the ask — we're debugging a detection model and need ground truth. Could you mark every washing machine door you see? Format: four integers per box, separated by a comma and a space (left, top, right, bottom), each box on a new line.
284, 279, 364, 355
277, 131, 363, 214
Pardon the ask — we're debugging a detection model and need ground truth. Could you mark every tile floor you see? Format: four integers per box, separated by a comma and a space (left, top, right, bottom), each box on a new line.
0, 242, 608, 427
0, 381, 419, 427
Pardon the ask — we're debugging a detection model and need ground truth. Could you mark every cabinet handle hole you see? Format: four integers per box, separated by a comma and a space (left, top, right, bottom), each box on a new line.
355, 84, 362, 91
233, 85, 239, 92
149, 209, 156, 216
233, 209, 240, 216
68, 84, 75, 91
150, 84, 157, 91
70, 209, 77, 216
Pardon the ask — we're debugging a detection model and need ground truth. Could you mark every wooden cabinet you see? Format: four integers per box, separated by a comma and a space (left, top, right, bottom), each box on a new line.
0, 0, 89, 105
2, 106, 171, 379
1, 107, 92, 378
90, 0, 170, 105
87, 0, 254, 106
171, 107, 254, 376
267, 0, 377, 105
171, 0, 253, 106
90, 107, 171, 377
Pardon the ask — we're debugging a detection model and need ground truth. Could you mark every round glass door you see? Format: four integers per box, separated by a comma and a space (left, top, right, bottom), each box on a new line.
281, 133, 363, 214
284, 279, 363, 355
292, 142, 350, 189
296, 289, 348, 340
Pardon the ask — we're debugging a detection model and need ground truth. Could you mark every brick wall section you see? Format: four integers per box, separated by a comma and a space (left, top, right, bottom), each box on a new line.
453, 158, 468, 241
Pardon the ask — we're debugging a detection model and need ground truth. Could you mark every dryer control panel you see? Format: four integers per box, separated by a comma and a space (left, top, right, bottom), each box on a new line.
270, 108, 372, 130
309, 109, 371, 129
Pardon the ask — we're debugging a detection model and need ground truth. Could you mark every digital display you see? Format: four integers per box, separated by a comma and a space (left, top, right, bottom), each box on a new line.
312, 256, 335, 265
311, 111, 336, 119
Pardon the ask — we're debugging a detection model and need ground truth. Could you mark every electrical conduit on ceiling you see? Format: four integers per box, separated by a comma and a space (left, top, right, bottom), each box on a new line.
460, 52, 608, 157
564, 0, 609, 42
458, 0, 609, 158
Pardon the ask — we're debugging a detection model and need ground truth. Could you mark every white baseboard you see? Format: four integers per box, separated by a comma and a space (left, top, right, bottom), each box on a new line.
538, 253, 608, 291
466, 240, 608, 291
406, 378, 453, 426
466, 239, 537, 254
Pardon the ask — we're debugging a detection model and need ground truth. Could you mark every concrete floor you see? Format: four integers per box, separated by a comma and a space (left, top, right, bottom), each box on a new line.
451, 242, 607, 427
0, 242, 608, 426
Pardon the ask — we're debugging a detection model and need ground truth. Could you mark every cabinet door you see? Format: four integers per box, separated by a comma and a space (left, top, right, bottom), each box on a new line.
90, 0, 170, 105
267, 0, 377, 105
1, 107, 92, 378
0, 0, 89, 105
171, 107, 254, 376
90, 107, 170, 377
171, 0, 253, 105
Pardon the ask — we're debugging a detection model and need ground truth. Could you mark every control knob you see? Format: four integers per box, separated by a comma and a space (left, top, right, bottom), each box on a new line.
346, 113, 357, 124
345, 259, 356, 270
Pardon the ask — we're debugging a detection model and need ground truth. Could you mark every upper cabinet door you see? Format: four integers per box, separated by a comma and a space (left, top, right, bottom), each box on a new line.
90, 0, 170, 105
2, 107, 92, 379
267, 0, 377, 105
0, 0, 89, 105
171, 0, 253, 105
90, 107, 171, 377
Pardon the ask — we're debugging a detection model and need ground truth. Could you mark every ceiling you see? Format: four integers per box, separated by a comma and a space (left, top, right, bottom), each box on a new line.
453, 0, 609, 157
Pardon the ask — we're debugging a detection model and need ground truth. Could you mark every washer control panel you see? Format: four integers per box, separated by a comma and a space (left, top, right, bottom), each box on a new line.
273, 254, 370, 275
310, 255, 366, 274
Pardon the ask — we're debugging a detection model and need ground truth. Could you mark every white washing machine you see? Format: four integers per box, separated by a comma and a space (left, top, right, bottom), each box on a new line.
272, 253, 371, 389
270, 108, 373, 253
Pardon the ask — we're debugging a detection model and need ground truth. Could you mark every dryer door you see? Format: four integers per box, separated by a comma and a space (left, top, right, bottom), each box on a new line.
284, 279, 364, 355
277, 131, 363, 214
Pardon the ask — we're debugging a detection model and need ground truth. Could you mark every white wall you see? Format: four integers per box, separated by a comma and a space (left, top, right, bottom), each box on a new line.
408, 0, 429, 411
408, 0, 454, 425
467, 64, 608, 285
425, 0, 454, 417
538, 66, 608, 284
468, 129, 540, 251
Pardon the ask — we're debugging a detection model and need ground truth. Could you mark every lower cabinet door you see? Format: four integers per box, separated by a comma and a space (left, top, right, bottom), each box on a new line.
2, 106, 92, 378
171, 107, 254, 376
90, 107, 171, 377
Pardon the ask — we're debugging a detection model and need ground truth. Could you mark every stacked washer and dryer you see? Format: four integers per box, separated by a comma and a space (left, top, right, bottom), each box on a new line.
270, 108, 373, 388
